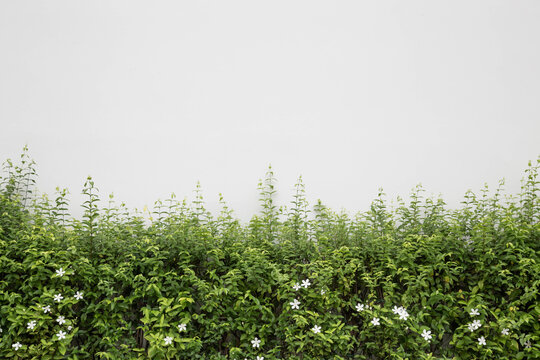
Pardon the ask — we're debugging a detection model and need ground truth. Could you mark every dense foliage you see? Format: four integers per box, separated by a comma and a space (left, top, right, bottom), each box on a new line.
1, 148, 539, 359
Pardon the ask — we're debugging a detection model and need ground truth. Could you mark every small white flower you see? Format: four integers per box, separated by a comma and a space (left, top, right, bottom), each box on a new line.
67, 325, 72, 331
478, 336, 486, 346
301, 279, 311, 288
392, 306, 401, 315
290, 299, 300, 310
251, 337, 261, 348
501, 328, 509, 336
57, 316, 66, 325
320, 289, 325, 295
56, 268, 66, 277
57, 330, 66, 340
42, 305, 51, 313
178, 323, 187, 332
470, 308, 480, 317
164, 336, 173, 345
468, 323, 476, 332
27, 320, 37, 330
421, 329, 432, 342
293, 283, 301, 291
399, 312, 409, 320
371, 317, 380, 326
256, 357, 264, 360
356, 303, 365, 312
74, 291, 83, 300
312, 325, 321, 334
12, 342, 22, 351
524, 339, 532, 349
54, 293, 63, 302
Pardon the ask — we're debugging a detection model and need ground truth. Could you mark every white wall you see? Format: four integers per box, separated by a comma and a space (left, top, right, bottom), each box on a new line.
1, 1, 539, 222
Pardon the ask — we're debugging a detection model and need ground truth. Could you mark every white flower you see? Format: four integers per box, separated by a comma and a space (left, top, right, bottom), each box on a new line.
67, 325, 72, 331
478, 336, 486, 346
501, 328, 509, 336
312, 325, 321, 334
320, 289, 325, 295
356, 303, 365, 312
524, 339, 531, 349
371, 317, 380, 326
470, 308, 480, 317
54, 294, 63, 302
399, 311, 409, 320
293, 283, 301, 291
421, 329, 432, 342
256, 357, 264, 360
164, 336, 173, 345
12, 342, 22, 351
57, 316, 66, 325
178, 323, 186, 332
468, 323, 476, 332
74, 291, 83, 300
56, 268, 66, 277
301, 279, 311, 288
251, 337, 261, 348
42, 305, 51, 313
290, 299, 300, 310
57, 330, 66, 340
27, 320, 36, 330
468, 320, 481, 332
392, 306, 401, 315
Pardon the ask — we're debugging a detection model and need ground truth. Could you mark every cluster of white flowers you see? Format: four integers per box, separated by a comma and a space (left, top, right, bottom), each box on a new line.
356, 302, 436, 344
392, 306, 409, 320
467, 308, 485, 346
355, 303, 372, 312
9, 268, 83, 352
289, 278, 326, 336
162, 323, 189, 347
467, 320, 481, 332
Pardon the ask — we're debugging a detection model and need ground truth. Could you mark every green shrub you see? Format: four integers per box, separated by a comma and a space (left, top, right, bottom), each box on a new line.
0, 148, 538, 359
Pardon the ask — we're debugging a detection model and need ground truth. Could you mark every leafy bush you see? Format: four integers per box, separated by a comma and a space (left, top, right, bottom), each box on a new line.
0, 148, 538, 359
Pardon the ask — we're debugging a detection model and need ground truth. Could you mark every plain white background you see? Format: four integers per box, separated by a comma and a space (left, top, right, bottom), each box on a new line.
1, 1, 539, 222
